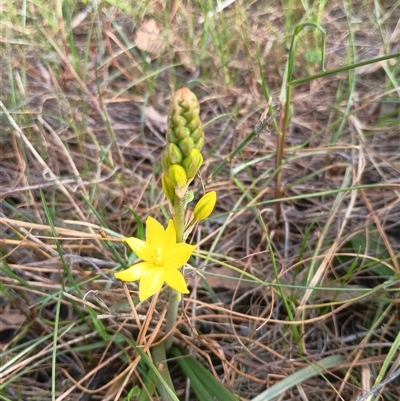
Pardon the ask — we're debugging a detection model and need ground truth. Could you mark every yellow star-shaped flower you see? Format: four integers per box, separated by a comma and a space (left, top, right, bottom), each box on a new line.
115, 216, 196, 301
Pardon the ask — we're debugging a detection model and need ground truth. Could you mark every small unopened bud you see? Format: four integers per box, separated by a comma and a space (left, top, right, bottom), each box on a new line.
173, 87, 200, 113
162, 152, 172, 176
179, 136, 194, 156
194, 136, 204, 151
169, 164, 187, 188
176, 126, 190, 141
190, 127, 203, 142
182, 149, 203, 180
166, 128, 178, 143
172, 114, 187, 128
167, 143, 183, 165
193, 191, 217, 221
162, 173, 175, 202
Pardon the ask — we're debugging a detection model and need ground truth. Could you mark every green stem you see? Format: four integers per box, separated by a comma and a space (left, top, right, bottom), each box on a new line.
165, 192, 186, 350
152, 191, 187, 399
275, 23, 326, 222
150, 343, 176, 401
172, 192, 185, 243
164, 287, 179, 350
150, 193, 186, 400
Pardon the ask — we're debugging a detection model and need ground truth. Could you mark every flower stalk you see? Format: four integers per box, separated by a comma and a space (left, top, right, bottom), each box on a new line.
114, 87, 216, 400
162, 87, 205, 350
164, 193, 185, 350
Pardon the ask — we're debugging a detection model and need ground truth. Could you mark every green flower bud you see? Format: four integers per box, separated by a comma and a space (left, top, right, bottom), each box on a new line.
190, 127, 203, 142
183, 108, 199, 120
182, 149, 203, 180
193, 191, 217, 221
176, 126, 190, 141
187, 119, 200, 131
167, 143, 183, 165
166, 128, 178, 143
194, 136, 204, 151
162, 151, 172, 176
162, 173, 175, 202
169, 164, 187, 188
173, 87, 199, 110
179, 136, 194, 156
172, 114, 186, 128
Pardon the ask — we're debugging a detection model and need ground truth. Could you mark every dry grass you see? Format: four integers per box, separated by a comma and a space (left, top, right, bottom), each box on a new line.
1, 1, 400, 400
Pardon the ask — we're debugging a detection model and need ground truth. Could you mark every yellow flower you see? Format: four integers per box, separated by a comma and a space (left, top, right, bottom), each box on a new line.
115, 216, 196, 301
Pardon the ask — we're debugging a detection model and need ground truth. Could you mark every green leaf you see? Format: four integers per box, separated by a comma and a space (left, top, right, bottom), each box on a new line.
251, 355, 345, 401
170, 347, 239, 401
125, 206, 145, 240
348, 233, 395, 276
137, 368, 157, 401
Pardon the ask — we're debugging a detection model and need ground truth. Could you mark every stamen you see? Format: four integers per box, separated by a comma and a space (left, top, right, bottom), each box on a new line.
152, 246, 163, 265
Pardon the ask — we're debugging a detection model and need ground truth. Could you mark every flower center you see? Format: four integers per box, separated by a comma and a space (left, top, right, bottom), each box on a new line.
152, 246, 163, 266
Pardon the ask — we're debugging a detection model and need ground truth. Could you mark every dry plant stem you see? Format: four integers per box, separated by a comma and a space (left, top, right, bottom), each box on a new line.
275, 86, 292, 223
123, 283, 142, 331
122, 284, 173, 398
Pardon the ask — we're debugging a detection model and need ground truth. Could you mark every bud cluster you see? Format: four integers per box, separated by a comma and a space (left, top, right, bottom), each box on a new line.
162, 87, 204, 200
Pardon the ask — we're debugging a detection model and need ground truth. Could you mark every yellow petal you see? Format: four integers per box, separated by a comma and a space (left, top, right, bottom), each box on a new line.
164, 220, 177, 248
146, 216, 165, 250
123, 237, 152, 262
139, 268, 164, 301
114, 262, 152, 282
164, 268, 189, 294
163, 243, 196, 269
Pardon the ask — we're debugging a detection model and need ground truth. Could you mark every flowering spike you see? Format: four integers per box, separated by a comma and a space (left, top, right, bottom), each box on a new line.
163, 87, 204, 187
